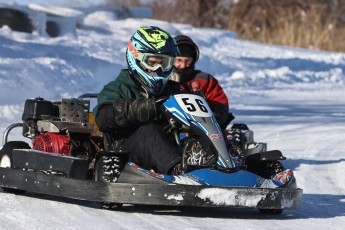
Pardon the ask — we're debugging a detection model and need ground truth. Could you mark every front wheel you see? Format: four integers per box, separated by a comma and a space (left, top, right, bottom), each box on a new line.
94, 154, 124, 210
0, 141, 30, 194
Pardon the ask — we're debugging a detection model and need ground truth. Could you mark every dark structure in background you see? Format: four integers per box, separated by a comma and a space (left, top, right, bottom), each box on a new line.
0, 7, 59, 37
0, 5, 151, 38
0, 8, 33, 33
45, 20, 60, 37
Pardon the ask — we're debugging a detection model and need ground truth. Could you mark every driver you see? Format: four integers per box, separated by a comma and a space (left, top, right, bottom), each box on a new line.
93, 26, 183, 175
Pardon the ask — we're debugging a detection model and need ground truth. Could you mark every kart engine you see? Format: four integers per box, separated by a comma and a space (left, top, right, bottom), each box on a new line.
21, 97, 94, 156
32, 133, 71, 155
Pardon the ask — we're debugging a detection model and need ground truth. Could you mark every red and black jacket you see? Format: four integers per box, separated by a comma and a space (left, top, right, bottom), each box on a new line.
180, 70, 230, 128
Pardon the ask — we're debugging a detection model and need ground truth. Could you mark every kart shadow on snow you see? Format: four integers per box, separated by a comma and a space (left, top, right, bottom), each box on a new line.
5, 190, 344, 220
115, 194, 345, 220
284, 158, 345, 171
231, 103, 345, 125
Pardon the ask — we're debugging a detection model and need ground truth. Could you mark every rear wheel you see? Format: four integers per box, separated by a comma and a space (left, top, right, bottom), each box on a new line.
255, 161, 285, 215
94, 154, 124, 210
0, 141, 30, 194
246, 160, 285, 179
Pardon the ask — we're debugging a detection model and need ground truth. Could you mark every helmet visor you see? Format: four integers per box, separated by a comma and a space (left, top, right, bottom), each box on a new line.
137, 53, 175, 72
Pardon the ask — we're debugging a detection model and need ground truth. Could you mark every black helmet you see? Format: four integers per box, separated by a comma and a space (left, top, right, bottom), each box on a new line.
126, 26, 180, 95
174, 35, 200, 67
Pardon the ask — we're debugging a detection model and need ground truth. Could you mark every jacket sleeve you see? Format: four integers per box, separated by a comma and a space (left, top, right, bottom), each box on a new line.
95, 98, 138, 133
94, 79, 138, 134
94, 79, 157, 134
202, 75, 229, 108
95, 103, 118, 133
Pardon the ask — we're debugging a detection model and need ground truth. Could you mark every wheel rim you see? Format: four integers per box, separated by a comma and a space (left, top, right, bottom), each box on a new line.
0, 155, 11, 168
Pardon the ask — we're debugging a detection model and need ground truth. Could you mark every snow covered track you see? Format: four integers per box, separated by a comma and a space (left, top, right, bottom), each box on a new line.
1, 3, 345, 229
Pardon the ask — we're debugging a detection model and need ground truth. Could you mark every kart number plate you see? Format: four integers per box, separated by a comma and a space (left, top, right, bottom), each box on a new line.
174, 94, 213, 117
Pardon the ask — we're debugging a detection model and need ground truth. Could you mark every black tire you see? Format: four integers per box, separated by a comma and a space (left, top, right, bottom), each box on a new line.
226, 129, 244, 164
183, 137, 218, 167
94, 155, 124, 210
0, 141, 31, 194
246, 160, 285, 179
258, 208, 283, 215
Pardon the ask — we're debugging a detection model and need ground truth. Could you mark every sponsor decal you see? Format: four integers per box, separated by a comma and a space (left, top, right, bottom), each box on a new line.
209, 133, 223, 140
147, 170, 165, 179
226, 134, 233, 141
273, 169, 293, 184
128, 41, 139, 58
129, 162, 164, 179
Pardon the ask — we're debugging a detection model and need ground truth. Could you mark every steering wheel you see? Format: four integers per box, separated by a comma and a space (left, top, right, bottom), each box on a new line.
155, 95, 170, 104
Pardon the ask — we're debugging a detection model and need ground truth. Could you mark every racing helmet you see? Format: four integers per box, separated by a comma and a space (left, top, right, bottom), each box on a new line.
126, 26, 180, 95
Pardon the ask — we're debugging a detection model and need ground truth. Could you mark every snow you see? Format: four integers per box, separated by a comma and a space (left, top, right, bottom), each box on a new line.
1, 4, 345, 230
197, 188, 266, 207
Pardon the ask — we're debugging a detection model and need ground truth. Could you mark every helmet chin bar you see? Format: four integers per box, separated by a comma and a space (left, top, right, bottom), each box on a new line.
144, 79, 164, 96
155, 79, 163, 91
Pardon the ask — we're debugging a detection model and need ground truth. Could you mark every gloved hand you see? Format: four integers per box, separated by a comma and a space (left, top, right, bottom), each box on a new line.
129, 98, 157, 123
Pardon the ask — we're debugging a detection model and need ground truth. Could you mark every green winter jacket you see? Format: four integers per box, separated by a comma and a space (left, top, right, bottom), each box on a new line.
93, 69, 181, 138
94, 69, 145, 116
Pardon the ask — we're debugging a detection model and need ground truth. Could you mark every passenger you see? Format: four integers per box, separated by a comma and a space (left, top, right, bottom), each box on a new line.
171, 35, 233, 129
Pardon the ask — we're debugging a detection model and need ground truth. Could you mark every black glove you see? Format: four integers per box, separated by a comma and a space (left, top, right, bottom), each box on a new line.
129, 98, 157, 123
